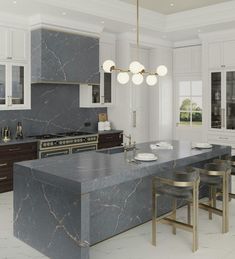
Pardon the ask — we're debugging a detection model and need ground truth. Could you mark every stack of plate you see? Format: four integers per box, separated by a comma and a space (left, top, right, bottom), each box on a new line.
135, 153, 158, 161
193, 143, 213, 149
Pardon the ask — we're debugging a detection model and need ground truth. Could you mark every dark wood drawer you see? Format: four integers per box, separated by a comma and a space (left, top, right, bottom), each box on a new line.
99, 133, 123, 144
0, 169, 12, 180
98, 132, 123, 149
0, 179, 13, 193
0, 142, 37, 158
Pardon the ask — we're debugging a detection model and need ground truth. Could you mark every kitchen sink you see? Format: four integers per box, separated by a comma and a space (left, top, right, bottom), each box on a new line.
97, 146, 138, 155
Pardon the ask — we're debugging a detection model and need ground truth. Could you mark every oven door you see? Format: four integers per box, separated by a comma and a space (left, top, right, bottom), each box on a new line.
39, 148, 70, 159
71, 144, 97, 154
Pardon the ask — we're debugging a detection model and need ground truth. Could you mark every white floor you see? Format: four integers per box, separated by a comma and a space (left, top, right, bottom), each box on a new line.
1, 190, 235, 259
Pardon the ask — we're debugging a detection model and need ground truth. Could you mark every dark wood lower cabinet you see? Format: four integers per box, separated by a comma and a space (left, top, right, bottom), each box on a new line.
0, 142, 38, 193
98, 132, 123, 149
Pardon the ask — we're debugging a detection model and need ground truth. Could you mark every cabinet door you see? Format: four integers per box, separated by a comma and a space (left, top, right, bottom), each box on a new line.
0, 27, 7, 60
226, 70, 235, 130
91, 84, 101, 104
11, 64, 26, 105
9, 29, 27, 61
224, 41, 235, 68
210, 72, 222, 129
0, 64, 6, 106
173, 47, 191, 74
208, 42, 222, 69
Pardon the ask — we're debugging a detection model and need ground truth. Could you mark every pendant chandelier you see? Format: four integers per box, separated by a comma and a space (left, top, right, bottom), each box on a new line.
102, 0, 168, 86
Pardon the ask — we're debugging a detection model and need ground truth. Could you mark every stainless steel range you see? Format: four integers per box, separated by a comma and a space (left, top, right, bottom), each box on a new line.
30, 132, 98, 159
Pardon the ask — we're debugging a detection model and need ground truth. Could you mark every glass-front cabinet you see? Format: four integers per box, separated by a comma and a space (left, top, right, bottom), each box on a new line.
80, 72, 113, 107
0, 63, 29, 110
210, 69, 235, 132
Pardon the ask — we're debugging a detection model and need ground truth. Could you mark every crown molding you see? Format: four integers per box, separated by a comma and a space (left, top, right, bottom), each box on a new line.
199, 28, 235, 42
34, 0, 165, 32
166, 1, 235, 32
29, 14, 104, 37
0, 11, 29, 29
117, 32, 173, 48
174, 39, 202, 48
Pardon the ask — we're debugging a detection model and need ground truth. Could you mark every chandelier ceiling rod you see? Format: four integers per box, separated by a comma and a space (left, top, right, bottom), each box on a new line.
102, 0, 168, 86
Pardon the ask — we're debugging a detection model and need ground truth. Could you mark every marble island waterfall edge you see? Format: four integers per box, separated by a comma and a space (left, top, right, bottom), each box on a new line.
13, 141, 231, 259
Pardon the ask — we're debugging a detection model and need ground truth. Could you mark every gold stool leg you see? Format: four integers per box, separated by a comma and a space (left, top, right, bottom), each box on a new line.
172, 198, 177, 235
187, 202, 191, 225
212, 186, 217, 209
152, 181, 157, 246
209, 186, 213, 220
192, 182, 199, 252
222, 173, 229, 233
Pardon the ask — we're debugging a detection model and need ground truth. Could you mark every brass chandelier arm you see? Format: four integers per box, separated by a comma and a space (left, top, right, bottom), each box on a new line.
110, 66, 159, 76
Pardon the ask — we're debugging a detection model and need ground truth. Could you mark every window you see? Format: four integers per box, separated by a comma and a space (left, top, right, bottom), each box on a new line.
178, 80, 202, 126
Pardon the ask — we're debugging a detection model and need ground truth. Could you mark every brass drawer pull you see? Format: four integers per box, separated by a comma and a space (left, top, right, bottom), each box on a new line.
0, 163, 7, 167
0, 177, 7, 181
8, 147, 21, 152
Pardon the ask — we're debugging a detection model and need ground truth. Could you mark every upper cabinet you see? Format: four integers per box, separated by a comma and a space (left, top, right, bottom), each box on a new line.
0, 27, 28, 61
0, 26, 30, 110
31, 29, 99, 84
208, 40, 235, 69
79, 35, 115, 107
173, 46, 202, 74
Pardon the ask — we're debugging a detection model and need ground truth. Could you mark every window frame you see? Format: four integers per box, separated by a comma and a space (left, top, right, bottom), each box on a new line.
176, 76, 203, 127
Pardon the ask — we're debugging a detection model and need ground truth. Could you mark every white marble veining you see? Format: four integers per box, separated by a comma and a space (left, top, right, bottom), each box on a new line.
1, 188, 235, 259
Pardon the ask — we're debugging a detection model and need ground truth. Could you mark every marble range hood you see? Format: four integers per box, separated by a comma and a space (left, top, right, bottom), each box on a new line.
31, 28, 100, 85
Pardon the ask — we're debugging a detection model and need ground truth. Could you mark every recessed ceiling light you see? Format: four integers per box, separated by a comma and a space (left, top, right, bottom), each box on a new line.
13, 0, 17, 4
170, 3, 174, 7
198, 29, 201, 33
62, 11, 67, 16
101, 21, 105, 24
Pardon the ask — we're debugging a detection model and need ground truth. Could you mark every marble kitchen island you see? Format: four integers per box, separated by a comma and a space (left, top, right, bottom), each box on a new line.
13, 141, 231, 259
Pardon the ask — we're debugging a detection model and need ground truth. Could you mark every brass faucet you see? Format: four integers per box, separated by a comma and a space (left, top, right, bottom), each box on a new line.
123, 134, 136, 151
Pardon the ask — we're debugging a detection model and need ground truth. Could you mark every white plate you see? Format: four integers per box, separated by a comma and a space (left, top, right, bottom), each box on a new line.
135, 153, 158, 161
193, 143, 212, 149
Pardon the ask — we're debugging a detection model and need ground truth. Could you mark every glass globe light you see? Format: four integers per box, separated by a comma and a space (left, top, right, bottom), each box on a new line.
132, 74, 144, 85
129, 61, 143, 74
103, 60, 115, 73
156, 65, 168, 77
117, 72, 130, 84
146, 75, 158, 86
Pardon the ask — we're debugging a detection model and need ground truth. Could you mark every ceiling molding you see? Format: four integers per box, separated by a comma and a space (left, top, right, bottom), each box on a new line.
29, 14, 104, 37
0, 12, 29, 28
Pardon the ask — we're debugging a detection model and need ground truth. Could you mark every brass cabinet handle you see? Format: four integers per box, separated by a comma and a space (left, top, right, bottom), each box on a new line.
0, 163, 8, 167
133, 111, 137, 128
0, 177, 7, 181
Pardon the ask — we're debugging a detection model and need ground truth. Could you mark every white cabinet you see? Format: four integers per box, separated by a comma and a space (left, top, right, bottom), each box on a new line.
80, 72, 113, 107
0, 27, 7, 60
208, 40, 235, 69
0, 63, 30, 110
0, 26, 30, 110
173, 46, 201, 74
79, 35, 115, 108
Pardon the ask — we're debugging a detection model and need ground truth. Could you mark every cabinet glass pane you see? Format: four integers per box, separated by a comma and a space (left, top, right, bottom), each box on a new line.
92, 85, 100, 104
211, 72, 222, 129
226, 71, 235, 130
104, 72, 112, 103
12, 65, 24, 105
0, 65, 6, 105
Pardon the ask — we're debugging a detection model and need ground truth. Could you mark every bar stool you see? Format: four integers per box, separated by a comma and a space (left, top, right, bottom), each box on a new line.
152, 169, 200, 252
214, 156, 235, 200
195, 163, 231, 233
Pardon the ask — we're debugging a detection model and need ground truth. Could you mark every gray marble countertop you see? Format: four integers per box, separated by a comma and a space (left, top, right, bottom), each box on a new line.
0, 138, 38, 146
15, 140, 231, 194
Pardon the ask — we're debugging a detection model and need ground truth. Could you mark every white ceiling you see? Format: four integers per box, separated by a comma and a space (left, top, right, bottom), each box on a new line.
1, 0, 235, 43
120, 0, 233, 14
